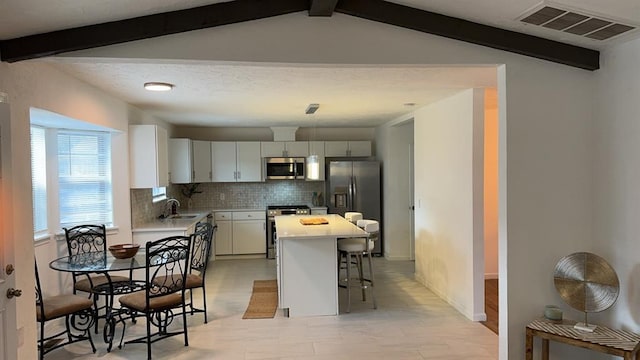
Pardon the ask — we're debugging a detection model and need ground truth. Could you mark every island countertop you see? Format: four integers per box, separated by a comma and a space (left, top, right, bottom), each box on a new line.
275, 214, 367, 240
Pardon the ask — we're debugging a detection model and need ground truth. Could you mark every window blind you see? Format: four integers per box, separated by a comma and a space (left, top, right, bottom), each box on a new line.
58, 130, 113, 227
30, 126, 47, 232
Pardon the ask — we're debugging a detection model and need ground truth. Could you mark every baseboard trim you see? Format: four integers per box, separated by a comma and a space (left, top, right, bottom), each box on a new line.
384, 254, 412, 261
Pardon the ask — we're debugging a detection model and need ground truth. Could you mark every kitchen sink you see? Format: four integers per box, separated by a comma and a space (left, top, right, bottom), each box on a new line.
168, 214, 198, 219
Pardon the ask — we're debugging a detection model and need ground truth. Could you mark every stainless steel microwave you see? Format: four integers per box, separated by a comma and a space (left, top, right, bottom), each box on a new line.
264, 157, 305, 180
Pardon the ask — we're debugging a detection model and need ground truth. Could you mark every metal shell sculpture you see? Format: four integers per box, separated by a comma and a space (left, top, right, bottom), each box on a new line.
553, 252, 619, 327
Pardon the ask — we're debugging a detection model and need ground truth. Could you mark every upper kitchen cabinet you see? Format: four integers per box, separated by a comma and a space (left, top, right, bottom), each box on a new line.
261, 141, 309, 157
324, 141, 371, 157
211, 141, 262, 182
192, 140, 212, 182
169, 138, 192, 184
129, 124, 168, 188
169, 139, 212, 183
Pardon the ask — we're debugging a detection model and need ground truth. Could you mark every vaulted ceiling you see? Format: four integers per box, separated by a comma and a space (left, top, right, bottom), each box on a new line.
1, 0, 638, 127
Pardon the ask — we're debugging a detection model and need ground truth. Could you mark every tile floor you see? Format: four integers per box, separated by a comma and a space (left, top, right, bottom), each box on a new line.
45, 258, 498, 359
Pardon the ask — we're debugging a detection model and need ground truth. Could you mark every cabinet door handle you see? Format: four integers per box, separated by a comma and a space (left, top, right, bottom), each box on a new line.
237, 171, 241, 180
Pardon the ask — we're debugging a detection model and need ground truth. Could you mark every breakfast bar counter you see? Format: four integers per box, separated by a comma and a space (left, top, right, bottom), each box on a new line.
275, 214, 367, 317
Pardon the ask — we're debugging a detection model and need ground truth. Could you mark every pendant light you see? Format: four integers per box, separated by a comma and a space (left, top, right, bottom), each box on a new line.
306, 104, 320, 180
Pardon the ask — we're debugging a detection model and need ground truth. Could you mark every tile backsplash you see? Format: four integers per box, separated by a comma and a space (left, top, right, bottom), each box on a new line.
131, 181, 325, 227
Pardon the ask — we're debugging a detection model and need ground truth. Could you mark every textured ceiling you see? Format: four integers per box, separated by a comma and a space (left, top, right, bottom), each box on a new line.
50, 60, 497, 127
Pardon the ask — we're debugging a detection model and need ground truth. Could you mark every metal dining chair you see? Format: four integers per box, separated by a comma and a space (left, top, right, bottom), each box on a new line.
185, 222, 216, 323
118, 235, 192, 359
35, 260, 96, 360
64, 224, 130, 333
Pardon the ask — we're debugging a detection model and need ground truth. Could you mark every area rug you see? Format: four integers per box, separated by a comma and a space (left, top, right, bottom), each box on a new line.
242, 279, 278, 319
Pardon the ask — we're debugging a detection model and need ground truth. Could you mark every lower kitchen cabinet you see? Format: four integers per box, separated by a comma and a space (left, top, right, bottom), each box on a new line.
214, 211, 265, 255
132, 223, 197, 246
214, 217, 232, 255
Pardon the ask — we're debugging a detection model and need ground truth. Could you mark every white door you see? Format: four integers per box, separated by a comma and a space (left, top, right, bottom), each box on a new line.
0, 100, 18, 360
409, 142, 415, 261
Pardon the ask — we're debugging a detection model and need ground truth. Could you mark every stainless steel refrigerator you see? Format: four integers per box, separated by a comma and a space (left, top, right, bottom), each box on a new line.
326, 160, 382, 255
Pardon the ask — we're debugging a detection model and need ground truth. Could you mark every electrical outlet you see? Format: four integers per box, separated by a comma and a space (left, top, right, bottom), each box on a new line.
220, 193, 225, 201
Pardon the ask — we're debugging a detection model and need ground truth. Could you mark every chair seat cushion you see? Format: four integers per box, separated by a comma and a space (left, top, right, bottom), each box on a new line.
154, 274, 203, 289
119, 290, 183, 312
37, 294, 93, 321
338, 238, 374, 252
75, 275, 130, 293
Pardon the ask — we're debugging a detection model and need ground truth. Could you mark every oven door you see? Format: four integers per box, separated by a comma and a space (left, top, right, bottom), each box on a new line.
267, 217, 276, 259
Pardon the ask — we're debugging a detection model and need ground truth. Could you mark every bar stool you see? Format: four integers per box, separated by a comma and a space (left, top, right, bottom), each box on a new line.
344, 212, 362, 224
338, 219, 378, 313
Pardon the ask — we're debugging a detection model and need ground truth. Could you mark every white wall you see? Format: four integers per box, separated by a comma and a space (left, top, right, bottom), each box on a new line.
484, 89, 499, 278
0, 61, 143, 359
8, 11, 602, 359
413, 89, 485, 321
593, 37, 640, 330
377, 119, 414, 260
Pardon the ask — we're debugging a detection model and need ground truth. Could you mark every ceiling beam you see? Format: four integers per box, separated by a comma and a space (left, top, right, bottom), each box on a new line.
309, 0, 339, 16
0, 0, 309, 62
335, 0, 600, 70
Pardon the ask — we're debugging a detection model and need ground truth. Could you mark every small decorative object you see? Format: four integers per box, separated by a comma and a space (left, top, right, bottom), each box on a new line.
553, 252, 619, 332
181, 183, 202, 209
317, 192, 323, 206
312, 192, 319, 206
544, 305, 563, 321
108, 244, 140, 259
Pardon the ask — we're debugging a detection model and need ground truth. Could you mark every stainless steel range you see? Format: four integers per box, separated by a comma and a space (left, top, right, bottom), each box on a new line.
266, 205, 310, 259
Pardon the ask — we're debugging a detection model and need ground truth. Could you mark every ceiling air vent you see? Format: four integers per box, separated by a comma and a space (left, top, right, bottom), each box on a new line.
519, 4, 637, 41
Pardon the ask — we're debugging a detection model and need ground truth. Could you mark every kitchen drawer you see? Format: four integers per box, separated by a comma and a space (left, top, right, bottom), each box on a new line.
214, 212, 232, 221
232, 211, 265, 220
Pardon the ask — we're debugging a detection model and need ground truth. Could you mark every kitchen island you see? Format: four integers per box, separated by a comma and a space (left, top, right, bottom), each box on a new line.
275, 214, 367, 317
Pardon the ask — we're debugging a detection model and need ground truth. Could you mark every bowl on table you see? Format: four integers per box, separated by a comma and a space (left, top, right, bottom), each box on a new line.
108, 243, 140, 259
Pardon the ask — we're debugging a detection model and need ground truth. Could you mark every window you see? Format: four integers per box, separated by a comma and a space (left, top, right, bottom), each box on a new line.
58, 130, 113, 227
30, 126, 47, 233
152, 187, 167, 202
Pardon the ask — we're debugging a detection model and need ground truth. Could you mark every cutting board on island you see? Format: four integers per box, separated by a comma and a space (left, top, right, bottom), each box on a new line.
300, 217, 329, 225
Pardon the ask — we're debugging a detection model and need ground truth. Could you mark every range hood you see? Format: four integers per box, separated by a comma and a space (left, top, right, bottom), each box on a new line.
270, 127, 298, 141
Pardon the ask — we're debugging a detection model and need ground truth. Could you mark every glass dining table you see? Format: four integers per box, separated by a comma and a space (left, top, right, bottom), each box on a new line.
50, 250, 147, 351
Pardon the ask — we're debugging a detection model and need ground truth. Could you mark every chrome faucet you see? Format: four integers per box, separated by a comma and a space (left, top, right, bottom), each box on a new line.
165, 198, 181, 217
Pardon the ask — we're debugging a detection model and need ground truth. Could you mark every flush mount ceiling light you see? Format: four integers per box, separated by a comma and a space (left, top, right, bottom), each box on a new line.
305, 103, 319, 114
144, 82, 174, 91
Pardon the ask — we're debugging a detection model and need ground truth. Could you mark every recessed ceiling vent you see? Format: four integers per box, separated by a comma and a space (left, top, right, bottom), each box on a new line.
519, 3, 636, 41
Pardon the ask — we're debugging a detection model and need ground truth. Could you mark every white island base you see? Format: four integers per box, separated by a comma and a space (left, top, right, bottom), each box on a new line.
275, 214, 367, 317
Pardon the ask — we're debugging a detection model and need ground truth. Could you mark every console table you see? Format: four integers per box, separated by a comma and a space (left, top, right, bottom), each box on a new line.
526, 318, 640, 360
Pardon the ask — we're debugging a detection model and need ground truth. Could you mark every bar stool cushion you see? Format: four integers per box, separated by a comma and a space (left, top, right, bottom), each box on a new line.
345, 212, 363, 223
356, 219, 379, 233
338, 237, 375, 252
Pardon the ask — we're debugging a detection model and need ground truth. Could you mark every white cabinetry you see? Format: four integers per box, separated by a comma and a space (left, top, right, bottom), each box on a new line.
324, 140, 371, 157
192, 140, 212, 182
261, 141, 309, 157
213, 212, 233, 255
132, 222, 197, 247
169, 139, 212, 183
129, 125, 168, 188
169, 138, 192, 184
232, 211, 266, 254
310, 207, 328, 215
211, 142, 262, 182
214, 211, 265, 255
